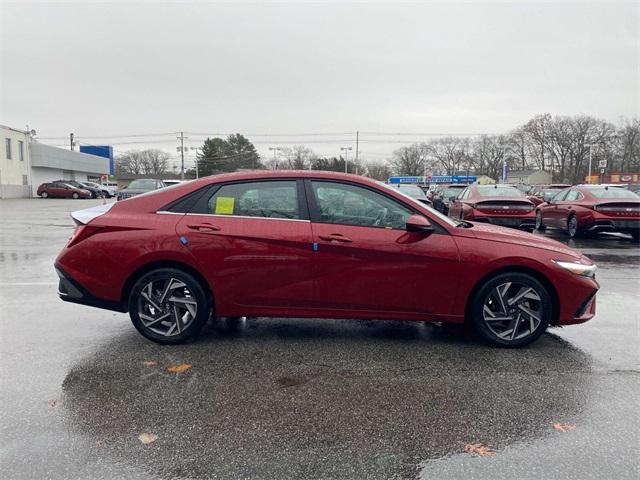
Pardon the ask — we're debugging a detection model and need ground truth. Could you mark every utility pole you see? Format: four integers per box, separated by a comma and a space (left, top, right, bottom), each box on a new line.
177, 132, 186, 180
587, 144, 596, 184
69, 133, 75, 151
340, 147, 352, 173
355, 131, 359, 175
269, 147, 281, 169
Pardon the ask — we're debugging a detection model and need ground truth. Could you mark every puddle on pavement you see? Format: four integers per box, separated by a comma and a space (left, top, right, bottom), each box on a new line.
60, 319, 593, 479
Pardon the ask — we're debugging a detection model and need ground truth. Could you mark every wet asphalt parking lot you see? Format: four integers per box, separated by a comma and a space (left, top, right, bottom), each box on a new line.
0, 198, 638, 480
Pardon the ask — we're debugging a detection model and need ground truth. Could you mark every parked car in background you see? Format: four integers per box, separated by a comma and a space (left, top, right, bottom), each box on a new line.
56, 170, 599, 348
53, 180, 103, 199
388, 183, 432, 205
431, 184, 467, 215
82, 181, 112, 198
528, 184, 571, 206
37, 182, 91, 199
100, 181, 119, 197
535, 185, 640, 240
117, 179, 166, 200
627, 184, 640, 195
447, 184, 536, 230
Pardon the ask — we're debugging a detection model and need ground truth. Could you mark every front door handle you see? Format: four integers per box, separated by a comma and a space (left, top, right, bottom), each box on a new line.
318, 233, 352, 243
187, 223, 220, 233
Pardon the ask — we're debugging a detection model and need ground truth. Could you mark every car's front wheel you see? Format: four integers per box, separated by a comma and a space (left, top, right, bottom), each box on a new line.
72, 192, 79, 199
40, 191, 48, 198
469, 272, 552, 347
129, 268, 210, 344
567, 214, 581, 238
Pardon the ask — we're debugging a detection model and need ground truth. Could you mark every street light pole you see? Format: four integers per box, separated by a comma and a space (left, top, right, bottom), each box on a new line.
340, 147, 352, 173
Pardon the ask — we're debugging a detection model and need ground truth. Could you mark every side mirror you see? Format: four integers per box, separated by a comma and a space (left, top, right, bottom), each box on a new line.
406, 214, 434, 234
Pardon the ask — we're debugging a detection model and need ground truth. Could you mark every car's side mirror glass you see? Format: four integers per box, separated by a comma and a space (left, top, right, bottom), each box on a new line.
406, 214, 433, 234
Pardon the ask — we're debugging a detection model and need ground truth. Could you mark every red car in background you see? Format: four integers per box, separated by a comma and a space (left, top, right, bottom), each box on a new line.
37, 182, 91, 199
527, 184, 572, 206
535, 185, 640, 240
55, 171, 598, 348
447, 184, 536, 230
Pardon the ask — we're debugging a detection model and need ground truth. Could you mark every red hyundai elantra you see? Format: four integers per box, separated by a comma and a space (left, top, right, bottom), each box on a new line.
447, 184, 536, 230
55, 171, 598, 347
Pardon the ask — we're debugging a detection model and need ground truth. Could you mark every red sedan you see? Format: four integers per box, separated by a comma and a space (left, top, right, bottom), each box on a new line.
55, 171, 598, 347
447, 184, 536, 230
535, 185, 640, 240
37, 182, 91, 199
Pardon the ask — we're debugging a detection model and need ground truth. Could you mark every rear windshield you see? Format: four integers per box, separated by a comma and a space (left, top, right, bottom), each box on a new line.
477, 186, 524, 197
587, 188, 639, 199
442, 187, 464, 199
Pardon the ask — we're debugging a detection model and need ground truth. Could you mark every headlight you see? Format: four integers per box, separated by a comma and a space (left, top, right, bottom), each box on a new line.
553, 260, 597, 278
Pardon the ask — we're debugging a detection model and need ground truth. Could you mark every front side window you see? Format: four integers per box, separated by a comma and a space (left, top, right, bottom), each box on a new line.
565, 190, 580, 201
311, 181, 412, 229
207, 181, 300, 219
552, 189, 570, 202
5, 138, 11, 159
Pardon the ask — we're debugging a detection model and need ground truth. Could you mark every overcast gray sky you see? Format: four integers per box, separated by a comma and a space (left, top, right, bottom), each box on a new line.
1, 0, 638, 167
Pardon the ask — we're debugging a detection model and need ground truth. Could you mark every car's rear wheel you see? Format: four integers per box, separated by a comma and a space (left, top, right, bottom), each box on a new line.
567, 214, 580, 238
72, 192, 79, 199
129, 268, 210, 344
41, 191, 48, 198
535, 210, 546, 231
470, 272, 552, 347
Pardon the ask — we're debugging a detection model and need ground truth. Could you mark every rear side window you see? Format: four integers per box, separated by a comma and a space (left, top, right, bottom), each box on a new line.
206, 181, 300, 219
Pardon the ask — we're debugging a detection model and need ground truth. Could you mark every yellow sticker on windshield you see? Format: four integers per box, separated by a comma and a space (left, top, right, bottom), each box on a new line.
215, 197, 235, 215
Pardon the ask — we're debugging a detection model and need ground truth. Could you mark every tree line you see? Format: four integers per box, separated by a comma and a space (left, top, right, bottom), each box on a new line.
114, 114, 639, 184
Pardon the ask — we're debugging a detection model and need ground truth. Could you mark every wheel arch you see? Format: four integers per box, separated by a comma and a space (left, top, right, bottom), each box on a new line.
464, 265, 560, 326
120, 259, 214, 313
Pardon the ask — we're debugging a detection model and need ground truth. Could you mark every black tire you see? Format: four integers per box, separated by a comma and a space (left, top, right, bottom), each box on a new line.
567, 214, 581, 238
72, 192, 79, 199
129, 268, 210, 344
469, 272, 552, 348
535, 210, 546, 231
41, 191, 48, 198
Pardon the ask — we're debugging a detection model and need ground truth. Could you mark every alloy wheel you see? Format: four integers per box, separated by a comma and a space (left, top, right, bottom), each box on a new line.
482, 282, 543, 341
136, 278, 198, 337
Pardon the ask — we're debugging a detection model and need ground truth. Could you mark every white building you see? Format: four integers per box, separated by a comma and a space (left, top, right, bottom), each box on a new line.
0, 125, 32, 198
30, 143, 109, 196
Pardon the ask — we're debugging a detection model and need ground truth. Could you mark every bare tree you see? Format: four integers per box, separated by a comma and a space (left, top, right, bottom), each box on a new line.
116, 149, 170, 175
616, 118, 640, 173
427, 137, 467, 175
364, 161, 392, 181
280, 145, 317, 170
389, 144, 428, 175
523, 113, 552, 171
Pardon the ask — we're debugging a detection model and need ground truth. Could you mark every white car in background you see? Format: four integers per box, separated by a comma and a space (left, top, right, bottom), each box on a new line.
99, 181, 119, 197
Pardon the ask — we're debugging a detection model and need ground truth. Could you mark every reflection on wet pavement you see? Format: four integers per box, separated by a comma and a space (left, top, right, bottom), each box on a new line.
60, 320, 593, 479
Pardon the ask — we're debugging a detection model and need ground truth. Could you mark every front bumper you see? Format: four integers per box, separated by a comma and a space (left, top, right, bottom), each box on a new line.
56, 265, 125, 312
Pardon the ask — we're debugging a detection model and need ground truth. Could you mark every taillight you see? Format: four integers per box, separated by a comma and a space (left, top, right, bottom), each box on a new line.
67, 225, 102, 247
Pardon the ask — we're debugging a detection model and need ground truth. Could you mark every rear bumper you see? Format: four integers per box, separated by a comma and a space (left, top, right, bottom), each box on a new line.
55, 265, 125, 312
471, 215, 536, 229
585, 219, 640, 233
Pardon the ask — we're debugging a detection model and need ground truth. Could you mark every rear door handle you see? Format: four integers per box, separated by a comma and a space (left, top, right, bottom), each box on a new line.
187, 223, 220, 233
318, 233, 352, 243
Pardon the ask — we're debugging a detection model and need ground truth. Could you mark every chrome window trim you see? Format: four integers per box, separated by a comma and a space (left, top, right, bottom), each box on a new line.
156, 210, 310, 222
185, 212, 310, 222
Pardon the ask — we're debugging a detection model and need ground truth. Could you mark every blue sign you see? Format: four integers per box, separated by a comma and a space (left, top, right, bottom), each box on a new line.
80, 145, 114, 175
388, 175, 477, 184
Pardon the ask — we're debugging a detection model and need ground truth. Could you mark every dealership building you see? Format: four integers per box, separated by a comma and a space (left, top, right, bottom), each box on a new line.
1, 124, 110, 198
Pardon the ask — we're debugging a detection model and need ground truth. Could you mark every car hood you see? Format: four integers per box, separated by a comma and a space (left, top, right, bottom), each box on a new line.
459, 222, 583, 259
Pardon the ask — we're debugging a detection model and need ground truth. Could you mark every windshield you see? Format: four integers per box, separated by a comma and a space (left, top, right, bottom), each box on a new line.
396, 185, 426, 199
378, 183, 460, 228
128, 180, 159, 190
477, 185, 524, 197
587, 187, 639, 199
442, 187, 465, 200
